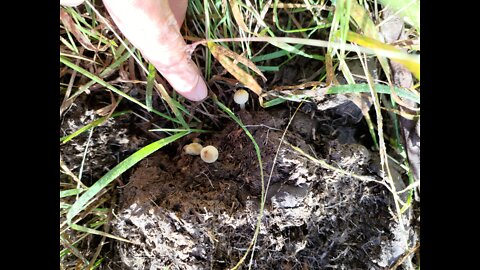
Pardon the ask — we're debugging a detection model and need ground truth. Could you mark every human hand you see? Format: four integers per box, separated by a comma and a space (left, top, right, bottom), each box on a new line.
61, 0, 208, 102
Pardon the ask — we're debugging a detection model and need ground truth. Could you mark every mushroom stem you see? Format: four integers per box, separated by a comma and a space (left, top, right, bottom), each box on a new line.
239, 103, 245, 110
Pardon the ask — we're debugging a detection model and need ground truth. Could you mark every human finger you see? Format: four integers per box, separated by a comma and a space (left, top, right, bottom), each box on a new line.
103, 0, 208, 101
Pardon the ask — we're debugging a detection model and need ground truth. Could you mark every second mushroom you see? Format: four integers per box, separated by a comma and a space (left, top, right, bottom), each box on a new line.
233, 89, 249, 110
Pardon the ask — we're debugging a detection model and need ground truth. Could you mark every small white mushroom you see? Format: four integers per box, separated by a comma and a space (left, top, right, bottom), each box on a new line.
183, 142, 203, 156
233, 89, 249, 110
200, 145, 219, 163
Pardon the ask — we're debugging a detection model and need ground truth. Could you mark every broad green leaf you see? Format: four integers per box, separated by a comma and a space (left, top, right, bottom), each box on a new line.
262, 94, 310, 108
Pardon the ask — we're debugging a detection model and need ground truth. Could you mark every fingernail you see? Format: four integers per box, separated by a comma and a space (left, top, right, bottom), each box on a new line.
184, 78, 208, 102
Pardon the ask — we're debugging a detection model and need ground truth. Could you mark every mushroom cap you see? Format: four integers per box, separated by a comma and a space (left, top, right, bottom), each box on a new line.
233, 89, 249, 105
200, 145, 219, 163
183, 142, 203, 155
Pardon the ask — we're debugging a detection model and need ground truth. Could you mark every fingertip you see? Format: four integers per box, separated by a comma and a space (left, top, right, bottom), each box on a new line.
184, 78, 208, 102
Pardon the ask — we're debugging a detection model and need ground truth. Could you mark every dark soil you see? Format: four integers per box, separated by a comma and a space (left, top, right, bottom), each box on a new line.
60, 60, 419, 269
103, 106, 410, 270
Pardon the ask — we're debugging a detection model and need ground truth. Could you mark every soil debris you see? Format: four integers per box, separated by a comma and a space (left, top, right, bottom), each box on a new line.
111, 108, 407, 269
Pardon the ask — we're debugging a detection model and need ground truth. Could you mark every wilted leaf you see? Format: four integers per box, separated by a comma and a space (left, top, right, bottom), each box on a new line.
212, 43, 267, 81
208, 42, 263, 97
60, 9, 97, 51
325, 52, 336, 86
229, 0, 250, 33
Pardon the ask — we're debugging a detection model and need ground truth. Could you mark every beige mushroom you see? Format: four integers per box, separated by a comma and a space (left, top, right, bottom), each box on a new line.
200, 145, 219, 163
183, 142, 203, 155
233, 89, 249, 110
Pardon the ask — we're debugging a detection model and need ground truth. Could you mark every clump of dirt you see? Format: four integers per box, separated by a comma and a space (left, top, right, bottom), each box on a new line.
111, 108, 407, 269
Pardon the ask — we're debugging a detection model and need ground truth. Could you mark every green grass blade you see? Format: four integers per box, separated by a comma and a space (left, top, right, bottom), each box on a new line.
400, 167, 416, 213
97, 45, 132, 76
60, 36, 79, 54
165, 98, 202, 123
263, 98, 287, 108
207, 36, 418, 63
60, 234, 89, 264
257, 66, 280, 72
59, 52, 101, 65
149, 128, 210, 133
251, 44, 304, 62
60, 188, 84, 198
327, 83, 420, 104
66, 131, 190, 224
91, 258, 104, 270
60, 202, 72, 210
70, 223, 133, 243
349, 1, 393, 82
145, 63, 156, 111
154, 83, 189, 129
273, 0, 330, 33
262, 93, 310, 108
60, 56, 181, 124
64, 7, 110, 45
269, 40, 325, 61
60, 111, 130, 144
